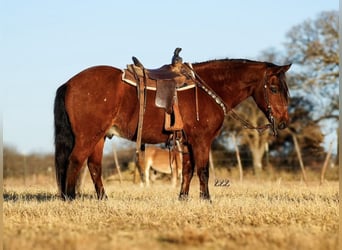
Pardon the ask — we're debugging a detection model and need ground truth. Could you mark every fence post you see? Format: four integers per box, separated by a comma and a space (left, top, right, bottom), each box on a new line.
112, 143, 122, 183
209, 149, 216, 181
23, 154, 27, 186
320, 140, 333, 185
232, 133, 243, 182
291, 133, 307, 184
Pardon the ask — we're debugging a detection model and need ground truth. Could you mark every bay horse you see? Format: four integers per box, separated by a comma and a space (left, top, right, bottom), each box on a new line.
140, 143, 183, 188
54, 58, 291, 200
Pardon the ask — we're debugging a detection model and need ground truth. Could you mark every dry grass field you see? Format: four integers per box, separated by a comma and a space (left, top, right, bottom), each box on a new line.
3, 173, 339, 250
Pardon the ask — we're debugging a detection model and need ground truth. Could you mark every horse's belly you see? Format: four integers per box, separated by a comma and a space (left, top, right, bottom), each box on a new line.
151, 165, 172, 174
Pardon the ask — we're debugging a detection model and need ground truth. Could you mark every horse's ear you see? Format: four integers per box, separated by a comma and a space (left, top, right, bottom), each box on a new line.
268, 64, 292, 75
281, 64, 291, 72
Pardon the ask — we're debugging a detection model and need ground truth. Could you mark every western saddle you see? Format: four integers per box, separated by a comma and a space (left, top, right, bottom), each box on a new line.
124, 48, 197, 132
124, 48, 201, 182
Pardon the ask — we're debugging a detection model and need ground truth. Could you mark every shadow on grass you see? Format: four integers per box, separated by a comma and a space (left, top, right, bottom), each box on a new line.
3, 192, 98, 202
3, 192, 58, 202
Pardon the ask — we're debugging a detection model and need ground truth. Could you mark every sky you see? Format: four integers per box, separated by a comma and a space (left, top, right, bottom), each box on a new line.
1, 0, 339, 154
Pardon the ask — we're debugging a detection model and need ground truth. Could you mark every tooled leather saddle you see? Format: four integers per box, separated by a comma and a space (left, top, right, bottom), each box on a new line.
123, 48, 197, 131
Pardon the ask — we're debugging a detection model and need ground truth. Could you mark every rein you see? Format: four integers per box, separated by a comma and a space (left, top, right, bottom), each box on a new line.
228, 109, 272, 135
227, 72, 277, 136
185, 64, 276, 136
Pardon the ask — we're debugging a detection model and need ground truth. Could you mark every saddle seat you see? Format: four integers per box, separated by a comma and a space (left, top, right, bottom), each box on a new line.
147, 64, 181, 80
126, 60, 194, 90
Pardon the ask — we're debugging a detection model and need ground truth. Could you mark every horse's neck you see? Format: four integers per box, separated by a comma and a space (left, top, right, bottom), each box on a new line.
196, 67, 261, 109
227, 82, 255, 108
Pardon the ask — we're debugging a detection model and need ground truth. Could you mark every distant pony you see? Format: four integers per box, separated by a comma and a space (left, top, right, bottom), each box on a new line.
141, 142, 182, 188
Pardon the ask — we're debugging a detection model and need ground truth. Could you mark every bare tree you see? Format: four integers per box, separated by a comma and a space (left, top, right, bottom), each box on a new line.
237, 99, 270, 175
217, 11, 338, 176
270, 97, 325, 169
223, 98, 271, 175
285, 10, 339, 121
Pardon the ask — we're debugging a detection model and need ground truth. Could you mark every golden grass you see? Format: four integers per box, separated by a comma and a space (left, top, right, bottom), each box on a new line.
3, 177, 339, 250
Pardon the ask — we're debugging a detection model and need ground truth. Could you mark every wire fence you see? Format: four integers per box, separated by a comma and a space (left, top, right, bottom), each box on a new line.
3, 143, 338, 185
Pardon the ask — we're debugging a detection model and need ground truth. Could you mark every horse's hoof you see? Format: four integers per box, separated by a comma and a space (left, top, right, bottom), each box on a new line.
178, 193, 189, 201
99, 193, 108, 200
62, 193, 76, 201
200, 198, 212, 204
199, 192, 212, 203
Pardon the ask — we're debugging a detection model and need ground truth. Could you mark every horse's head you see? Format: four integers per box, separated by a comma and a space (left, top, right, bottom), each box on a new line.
253, 64, 291, 136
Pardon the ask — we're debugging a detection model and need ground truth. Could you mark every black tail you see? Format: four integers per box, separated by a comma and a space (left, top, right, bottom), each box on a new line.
54, 84, 74, 196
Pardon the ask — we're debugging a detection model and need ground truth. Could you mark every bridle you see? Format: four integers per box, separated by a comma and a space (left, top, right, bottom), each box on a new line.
228, 72, 279, 136
226, 72, 278, 136
186, 64, 278, 136
261, 72, 277, 136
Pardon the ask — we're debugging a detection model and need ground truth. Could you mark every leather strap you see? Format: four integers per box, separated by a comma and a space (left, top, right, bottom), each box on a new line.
228, 109, 271, 134
134, 67, 146, 163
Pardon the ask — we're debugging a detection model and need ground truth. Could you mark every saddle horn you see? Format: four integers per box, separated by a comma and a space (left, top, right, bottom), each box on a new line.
174, 47, 182, 56
132, 56, 144, 68
172, 48, 183, 65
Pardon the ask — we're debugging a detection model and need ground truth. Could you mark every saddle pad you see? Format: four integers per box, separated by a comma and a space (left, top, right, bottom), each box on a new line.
122, 69, 196, 91
155, 80, 176, 113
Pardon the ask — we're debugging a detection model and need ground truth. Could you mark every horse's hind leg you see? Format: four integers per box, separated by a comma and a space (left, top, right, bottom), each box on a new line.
87, 137, 107, 199
76, 163, 87, 194
65, 145, 89, 200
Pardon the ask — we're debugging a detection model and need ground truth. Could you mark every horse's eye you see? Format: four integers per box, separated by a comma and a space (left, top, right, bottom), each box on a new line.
270, 86, 278, 94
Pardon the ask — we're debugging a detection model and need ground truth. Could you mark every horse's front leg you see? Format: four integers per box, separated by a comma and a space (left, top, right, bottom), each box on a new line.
144, 161, 151, 187
179, 145, 194, 200
197, 162, 211, 201
87, 137, 107, 199
194, 145, 211, 201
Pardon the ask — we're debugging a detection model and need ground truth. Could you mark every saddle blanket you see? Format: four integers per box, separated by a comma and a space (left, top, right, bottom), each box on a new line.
121, 69, 196, 91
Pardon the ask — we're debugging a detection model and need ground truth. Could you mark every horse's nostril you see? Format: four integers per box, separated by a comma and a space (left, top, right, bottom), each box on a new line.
278, 121, 287, 130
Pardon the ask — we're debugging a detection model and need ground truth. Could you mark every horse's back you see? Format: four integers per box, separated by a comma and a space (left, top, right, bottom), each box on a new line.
67, 65, 123, 87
